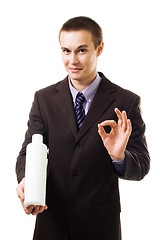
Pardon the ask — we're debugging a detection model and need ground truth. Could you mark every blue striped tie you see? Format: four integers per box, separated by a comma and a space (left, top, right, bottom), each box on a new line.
75, 92, 86, 129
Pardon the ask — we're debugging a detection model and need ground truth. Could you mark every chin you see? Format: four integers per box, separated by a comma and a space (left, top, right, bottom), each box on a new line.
69, 72, 83, 80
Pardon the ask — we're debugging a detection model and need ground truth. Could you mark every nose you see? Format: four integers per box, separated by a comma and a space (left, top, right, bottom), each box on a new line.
70, 52, 79, 65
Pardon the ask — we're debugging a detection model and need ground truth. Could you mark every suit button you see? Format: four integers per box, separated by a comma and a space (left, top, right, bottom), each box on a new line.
72, 174, 78, 179
72, 201, 77, 208
126, 175, 133, 180
74, 143, 81, 149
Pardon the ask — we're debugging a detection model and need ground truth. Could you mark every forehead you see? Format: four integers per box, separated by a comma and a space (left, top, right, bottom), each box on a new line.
59, 30, 94, 49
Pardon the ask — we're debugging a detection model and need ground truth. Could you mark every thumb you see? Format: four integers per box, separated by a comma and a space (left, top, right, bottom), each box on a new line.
16, 179, 25, 201
98, 124, 108, 142
17, 186, 24, 201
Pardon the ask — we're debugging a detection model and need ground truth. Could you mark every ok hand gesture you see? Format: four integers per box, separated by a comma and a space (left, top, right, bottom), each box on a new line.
98, 108, 132, 161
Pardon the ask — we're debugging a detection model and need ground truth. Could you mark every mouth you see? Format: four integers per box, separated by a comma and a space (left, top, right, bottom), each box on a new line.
69, 67, 83, 73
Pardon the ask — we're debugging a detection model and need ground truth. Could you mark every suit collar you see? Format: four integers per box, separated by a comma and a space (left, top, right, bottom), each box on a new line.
54, 72, 117, 140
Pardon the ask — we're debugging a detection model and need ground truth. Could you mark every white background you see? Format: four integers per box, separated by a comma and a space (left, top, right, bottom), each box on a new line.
0, 0, 159, 239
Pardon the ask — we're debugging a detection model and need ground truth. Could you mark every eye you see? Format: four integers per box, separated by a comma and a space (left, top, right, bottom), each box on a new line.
62, 49, 70, 54
79, 49, 86, 53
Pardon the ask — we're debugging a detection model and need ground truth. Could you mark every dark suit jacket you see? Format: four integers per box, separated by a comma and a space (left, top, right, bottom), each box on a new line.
16, 72, 150, 240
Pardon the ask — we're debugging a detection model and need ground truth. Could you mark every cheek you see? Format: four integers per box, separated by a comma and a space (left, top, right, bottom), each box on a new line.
86, 54, 97, 70
62, 56, 69, 67
82, 55, 92, 66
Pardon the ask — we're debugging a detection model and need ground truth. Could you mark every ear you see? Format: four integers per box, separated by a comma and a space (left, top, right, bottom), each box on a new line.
97, 42, 104, 57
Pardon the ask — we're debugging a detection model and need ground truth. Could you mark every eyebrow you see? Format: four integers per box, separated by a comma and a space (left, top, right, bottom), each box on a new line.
77, 44, 89, 49
61, 44, 89, 50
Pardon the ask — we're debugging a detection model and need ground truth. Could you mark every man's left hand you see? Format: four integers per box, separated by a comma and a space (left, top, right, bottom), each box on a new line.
98, 108, 132, 161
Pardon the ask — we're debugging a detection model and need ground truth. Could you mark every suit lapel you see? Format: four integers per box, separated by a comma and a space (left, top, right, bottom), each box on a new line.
53, 77, 78, 137
76, 74, 117, 143
53, 74, 117, 141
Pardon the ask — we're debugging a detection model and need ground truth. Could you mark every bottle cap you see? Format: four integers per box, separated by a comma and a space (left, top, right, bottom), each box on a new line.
32, 134, 43, 143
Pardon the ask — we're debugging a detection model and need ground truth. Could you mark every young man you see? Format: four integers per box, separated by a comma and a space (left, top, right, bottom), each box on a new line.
16, 16, 150, 240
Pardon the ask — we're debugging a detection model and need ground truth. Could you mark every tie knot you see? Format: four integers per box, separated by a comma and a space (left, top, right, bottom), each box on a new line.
75, 92, 86, 106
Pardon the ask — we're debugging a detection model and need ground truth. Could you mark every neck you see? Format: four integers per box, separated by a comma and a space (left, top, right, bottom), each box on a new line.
70, 72, 97, 91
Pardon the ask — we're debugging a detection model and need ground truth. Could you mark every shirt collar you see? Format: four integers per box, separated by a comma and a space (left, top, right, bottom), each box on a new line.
68, 73, 102, 104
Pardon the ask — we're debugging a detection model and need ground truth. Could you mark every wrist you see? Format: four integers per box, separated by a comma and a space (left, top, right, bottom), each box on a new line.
110, 153, 125, 162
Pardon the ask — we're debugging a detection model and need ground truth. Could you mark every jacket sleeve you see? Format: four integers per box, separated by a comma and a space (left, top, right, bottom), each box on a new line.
16, 92, 48, 183
119, 95, 150, 181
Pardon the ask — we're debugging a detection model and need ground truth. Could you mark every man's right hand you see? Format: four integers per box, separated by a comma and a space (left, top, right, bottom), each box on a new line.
16, 178, 48, 215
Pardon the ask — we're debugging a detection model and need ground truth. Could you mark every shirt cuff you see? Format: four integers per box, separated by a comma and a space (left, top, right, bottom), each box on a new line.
111, 156, 126, 175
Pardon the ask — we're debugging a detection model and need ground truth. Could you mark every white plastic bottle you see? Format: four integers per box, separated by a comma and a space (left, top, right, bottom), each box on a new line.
24, 134, 48, 207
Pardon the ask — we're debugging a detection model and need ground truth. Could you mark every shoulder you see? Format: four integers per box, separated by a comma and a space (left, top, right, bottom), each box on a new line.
99, 72, 140, 102
35, 76, 68, 97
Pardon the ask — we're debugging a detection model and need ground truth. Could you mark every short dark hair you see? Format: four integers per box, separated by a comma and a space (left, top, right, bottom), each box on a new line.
59, 16, 103, 49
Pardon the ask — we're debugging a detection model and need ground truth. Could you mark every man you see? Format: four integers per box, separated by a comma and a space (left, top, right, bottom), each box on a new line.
16, 16, 150, 240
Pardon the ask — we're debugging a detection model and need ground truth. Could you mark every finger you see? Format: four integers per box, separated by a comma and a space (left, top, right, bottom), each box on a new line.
98, 124, 108, 142
122, 111, 127, 131
126, 119, 132, 135
31, 206, 41, 215
25, 205, 35, 215
99, 120, 117, 128
114, 108, 123, 127
39, 205, 48, 213
114, 108, 122, 121
44, 205, 48, 210
39, 206, 45, 213
32, 205, 48, 215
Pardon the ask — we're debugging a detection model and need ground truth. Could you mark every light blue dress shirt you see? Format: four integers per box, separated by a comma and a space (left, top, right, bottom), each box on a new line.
68, 73, 125, 175
68, 73, 101, 115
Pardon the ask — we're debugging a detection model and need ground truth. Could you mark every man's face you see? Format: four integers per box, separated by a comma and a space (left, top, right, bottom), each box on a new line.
59, 30, 103, 86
